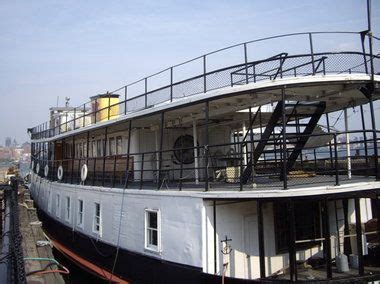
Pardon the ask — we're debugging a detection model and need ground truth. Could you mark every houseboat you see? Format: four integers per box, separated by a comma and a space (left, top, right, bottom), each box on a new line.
28, 30, 380, 283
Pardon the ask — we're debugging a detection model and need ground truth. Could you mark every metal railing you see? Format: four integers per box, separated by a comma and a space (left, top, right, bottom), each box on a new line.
31, 129, 380, 191
30, 31, 380, 140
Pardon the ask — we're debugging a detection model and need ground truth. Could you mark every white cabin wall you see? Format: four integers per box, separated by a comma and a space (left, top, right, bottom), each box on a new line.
29, 174, 204, 268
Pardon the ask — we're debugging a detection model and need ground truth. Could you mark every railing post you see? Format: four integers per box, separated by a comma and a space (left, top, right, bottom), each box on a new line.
244, 43, 248, 84
170, 67, 173, 102
124, 86, 128, 115
144, 78, 148, 108
157, 112, 165, 190
108, 92, 111, 120
73, 107, 76, 130
281, 88, 288, 189
325, 113, 334, 173
102, 127, 108, 187
334, 134, 340, 186
203, 55, 207, 93
71, 135, 75, 184
360, 31, 369, 74
204, 101, 209, 191
83, 104, 86, 127
309, 33, 315, 75
239, 142, 243, 191
140, 153, 144, 190
125, 120, 132, 189
359, 105, 369, 175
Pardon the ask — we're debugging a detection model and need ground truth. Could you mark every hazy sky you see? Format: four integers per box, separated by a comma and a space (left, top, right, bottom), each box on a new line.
0, 0, 379, 144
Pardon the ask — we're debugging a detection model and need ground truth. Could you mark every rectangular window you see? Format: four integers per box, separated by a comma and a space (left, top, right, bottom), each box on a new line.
77, 199, 84, 227
116, 136, 123, 155
83, 142, 87, 158
48, 190, 52, 213
109, 137, 115, 156
56, 194, 60, 217
92, 140, 96, 157
65, 196, 71, 221
145, 209, 160, 252
93, 202, 101, 234
96, 139, 103, 157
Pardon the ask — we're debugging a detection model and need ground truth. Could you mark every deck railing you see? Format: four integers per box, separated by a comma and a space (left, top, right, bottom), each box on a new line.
30, 31, 380, 140
31, 129, 380, 191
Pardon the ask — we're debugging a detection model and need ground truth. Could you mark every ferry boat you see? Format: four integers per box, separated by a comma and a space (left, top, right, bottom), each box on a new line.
28, 30, 380, 283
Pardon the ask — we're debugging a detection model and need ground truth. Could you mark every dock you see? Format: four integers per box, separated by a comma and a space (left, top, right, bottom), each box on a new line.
0, 179, 67, 284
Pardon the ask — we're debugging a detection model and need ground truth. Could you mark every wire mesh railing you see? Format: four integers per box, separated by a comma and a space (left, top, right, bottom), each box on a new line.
30, 31, 380, 140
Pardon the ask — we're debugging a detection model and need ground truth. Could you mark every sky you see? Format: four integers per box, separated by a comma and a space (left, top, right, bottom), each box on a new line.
0, 0, 379, 144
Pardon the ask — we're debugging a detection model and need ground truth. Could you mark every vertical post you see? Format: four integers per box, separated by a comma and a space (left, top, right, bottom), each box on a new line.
322, 198, 332, 279
73, 107, 76, 130
354, 197, 364, 276
360, 32, 369, 74
213, 200, 217, 274
102, 127, 108, 187
193, 118, 199, 185
179, 136, 184, 191
257, 200, 265, 278
144, 78, 148, 108
313, 149, 317, 171
157, 112, 165, 189
367, 0, 379, 180
112, 155, 117, 188
85, 131, 90, 185
124, 86, 128, 115
360, 105, 369, 173
309, 33, 315, 75
244, 43, 249, 84
334, 134, 340, 186
125, 120, 132, 188
108, 92, 111, 120
71, 136, 75, 184
287, 200, 297, 281
281, 89, 288, 189
140, 153, 144, 190
170, 67, 173, 102
83, 104, 86, 127
325, 113, 334, 172
203, 55, 207, 93
344, 109, 352, 179
204, 101, 209, 191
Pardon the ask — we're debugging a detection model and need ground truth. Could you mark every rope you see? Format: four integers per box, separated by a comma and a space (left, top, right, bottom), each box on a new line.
109, 188, 127, 283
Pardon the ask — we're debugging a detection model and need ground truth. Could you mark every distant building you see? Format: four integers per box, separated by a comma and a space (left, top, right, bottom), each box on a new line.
5, 137, 11, 147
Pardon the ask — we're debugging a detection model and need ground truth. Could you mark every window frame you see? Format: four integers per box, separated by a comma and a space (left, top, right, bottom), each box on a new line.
93, 202, 102, 235
65, 196, 71, 222
144, 209, 161, 253
116, 136, 123, 155
77, 199, 84, 228
56, 194, 60, 218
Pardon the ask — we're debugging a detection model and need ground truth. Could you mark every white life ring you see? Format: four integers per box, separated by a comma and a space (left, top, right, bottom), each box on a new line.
44, 165, 49, 177
57, 165, 64, 181
81, 164, 88, 182
36, 163, 40, 175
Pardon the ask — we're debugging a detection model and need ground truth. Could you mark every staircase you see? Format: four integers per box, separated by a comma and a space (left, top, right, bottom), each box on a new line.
242, 100, 326, 184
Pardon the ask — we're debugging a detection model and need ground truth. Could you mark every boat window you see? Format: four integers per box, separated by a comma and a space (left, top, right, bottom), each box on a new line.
116, 136, 123, 155
274, 201, 321, 254
145, 209, 161, 252
77, 199, 84, 227
93, 202, 101, 234
96, 139, 103, 157
65, 196, 71, 221
109, 137, 116, 156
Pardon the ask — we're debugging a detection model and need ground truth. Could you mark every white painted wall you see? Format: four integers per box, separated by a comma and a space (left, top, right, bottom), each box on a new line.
29, 173, 204, 268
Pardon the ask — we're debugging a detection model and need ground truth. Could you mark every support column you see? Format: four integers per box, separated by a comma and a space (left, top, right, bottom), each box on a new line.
287, 200, 297, 281
213, 200, 217, 274
192, 118, 199, 184
360, 105, 369, 173
322, 198, 332, 279
102, 127, 108, 186
257, 200, 265, 278
125, 120, 132, 188
354, 197, 364, 276
157, 112, 165, 189
344, 108, 352, 179
204, 102, 209, 191
281, 88, 288, 189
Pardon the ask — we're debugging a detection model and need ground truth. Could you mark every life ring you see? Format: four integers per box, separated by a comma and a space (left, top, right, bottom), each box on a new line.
44, 165, 49, 177
57, 165, 64, 181
81, 164, 88, 182
36, 163, 40, 175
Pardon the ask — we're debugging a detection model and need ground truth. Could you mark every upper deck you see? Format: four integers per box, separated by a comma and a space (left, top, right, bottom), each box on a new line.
29, 31, 380, 193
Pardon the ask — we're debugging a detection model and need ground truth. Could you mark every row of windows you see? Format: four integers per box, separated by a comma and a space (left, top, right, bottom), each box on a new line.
47, 192, 161, 252
65, 136, 124, 158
